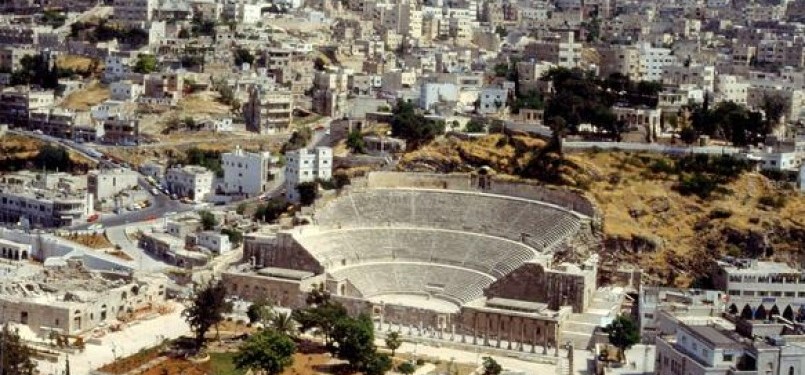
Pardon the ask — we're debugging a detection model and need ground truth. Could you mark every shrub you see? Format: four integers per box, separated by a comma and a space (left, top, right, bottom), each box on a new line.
758, 194, 787, 209
708, 208, 733, 219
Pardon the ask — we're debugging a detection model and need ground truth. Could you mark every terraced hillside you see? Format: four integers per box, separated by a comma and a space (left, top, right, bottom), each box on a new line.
397, 134, 805, 287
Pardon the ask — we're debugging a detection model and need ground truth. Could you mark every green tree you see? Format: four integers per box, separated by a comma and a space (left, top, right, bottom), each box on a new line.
198, 210, 218, 230
234, 48, 255, 66
281, 127, 312, 152
679, 126, 699, 145
603, 314, 640, 362
254, 198, 287, 222
493, 62, 509, 77
34, 144, 74, 171
291, 284, 343, 343
0, 324, 37, 375
465, 119, 486, 133
760, 93, 789, 126
397, 361, 416, 375
133, 54, 158, 74
234, 329, 296, 375
270, 312, 296, 336
385, 331, 402, 357
333, 172, 351, 189
363, 353, 392, 375
247, 298, 274, 325
482, 356, 502, 375
391, 100, 445, 148
182, 279, 232, 351
331, 314, 376, 370
346, 131, 366, 153
221, 228, 243, 247
296, 182, 318, 206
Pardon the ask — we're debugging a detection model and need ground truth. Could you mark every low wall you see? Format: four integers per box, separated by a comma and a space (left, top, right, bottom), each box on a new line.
563, 141, 743, 155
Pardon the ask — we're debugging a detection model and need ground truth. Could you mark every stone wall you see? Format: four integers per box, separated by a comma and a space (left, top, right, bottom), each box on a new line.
243, 233, 324, 275
484, 262, 591, 313
455, 307, 560, 349
221, 271, 323, 309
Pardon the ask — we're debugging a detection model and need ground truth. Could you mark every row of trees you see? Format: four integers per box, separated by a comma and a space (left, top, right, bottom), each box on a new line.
678, 94, 787, 147
182, 280, 644, 375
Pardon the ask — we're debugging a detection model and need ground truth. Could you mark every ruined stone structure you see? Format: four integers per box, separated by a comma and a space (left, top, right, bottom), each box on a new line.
0, 259, 168, 336
223, 172, 602, 350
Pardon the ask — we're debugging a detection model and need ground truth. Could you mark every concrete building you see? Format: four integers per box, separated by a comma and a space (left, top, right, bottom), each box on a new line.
656, 318, 805, 375
221, 146, 273, 197
638, 43, 676, 82
284, 147, 333, 202
139, 231, 208, 268
525, 32, 583, 69
87, 168, 140, 202
113, 0, 157, 25
478, 87, 508, 114
243, 86, 294, 134
189, 231, 231, 254
714, 258, 805, 322
165, 165, 214, 201
419, 83, 459, 111
0, 174, 93, 228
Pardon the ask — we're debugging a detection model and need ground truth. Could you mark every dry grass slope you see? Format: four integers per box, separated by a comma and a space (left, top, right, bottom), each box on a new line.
397, 135, 805, 287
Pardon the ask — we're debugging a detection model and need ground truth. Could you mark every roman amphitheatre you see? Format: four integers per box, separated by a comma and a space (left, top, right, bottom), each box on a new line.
224, 171, 617, 350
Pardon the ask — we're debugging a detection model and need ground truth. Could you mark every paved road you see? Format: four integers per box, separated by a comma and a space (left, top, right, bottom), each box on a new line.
8, 129, 195, 230
105, 224, 169, 272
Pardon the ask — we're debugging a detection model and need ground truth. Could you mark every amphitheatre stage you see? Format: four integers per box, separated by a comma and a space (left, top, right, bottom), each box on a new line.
224, 172, 616, 350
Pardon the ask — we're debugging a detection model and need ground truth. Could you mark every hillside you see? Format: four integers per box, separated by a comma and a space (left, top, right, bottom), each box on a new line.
397, 134, 805, 287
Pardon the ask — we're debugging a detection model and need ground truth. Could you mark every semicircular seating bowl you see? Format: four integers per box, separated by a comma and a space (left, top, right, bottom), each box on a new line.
299, 188, 587, 305
315, 188, 583, 251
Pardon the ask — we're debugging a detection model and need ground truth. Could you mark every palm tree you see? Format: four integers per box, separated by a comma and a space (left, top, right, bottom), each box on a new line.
270, 312, 296, 336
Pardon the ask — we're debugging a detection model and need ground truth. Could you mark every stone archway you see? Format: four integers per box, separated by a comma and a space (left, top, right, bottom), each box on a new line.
755, 305, 768, 320
741, 305, 753, 320
783, 306, 795, 321
770, 305, 781, 318
728, 304, 738, 315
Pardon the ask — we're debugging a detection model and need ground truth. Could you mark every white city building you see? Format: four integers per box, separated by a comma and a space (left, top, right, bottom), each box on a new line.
87, 168, 140, 202
221, 146, 273, 197
638, 43, 676, 82
165, 165, 214, 202
284, 147, 333, 202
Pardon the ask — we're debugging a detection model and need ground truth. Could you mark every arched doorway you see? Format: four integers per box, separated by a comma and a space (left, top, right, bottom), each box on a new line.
770, 305, 781, 318
755, 305, 768, 320
741, 305, 754, 320
728, 304, 738, 315
783, 306, 795, 321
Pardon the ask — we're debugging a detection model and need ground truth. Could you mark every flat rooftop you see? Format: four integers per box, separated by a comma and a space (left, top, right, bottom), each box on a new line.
686, 325, 742, 349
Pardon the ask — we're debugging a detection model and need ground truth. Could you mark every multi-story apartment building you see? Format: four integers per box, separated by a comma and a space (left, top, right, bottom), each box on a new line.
0, 47, 35, 71
0, 88, 55, 127
715, 75, 750, 105
243, 86, 294, 134
714, 259, 805, 321
656, 317, 805, 375
638, 42, 676, 82
525, 32, 583, 69
165, 165, 214, 202
284, 147, 332, 202
102, 117, 139, 145
221, 146, 273, 197
0, 180, 93, 228
662, 64, 716, 92
113, 0, 157, 25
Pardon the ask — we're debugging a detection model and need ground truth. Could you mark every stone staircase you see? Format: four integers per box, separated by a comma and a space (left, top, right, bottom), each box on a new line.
560, 288, 623, 349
